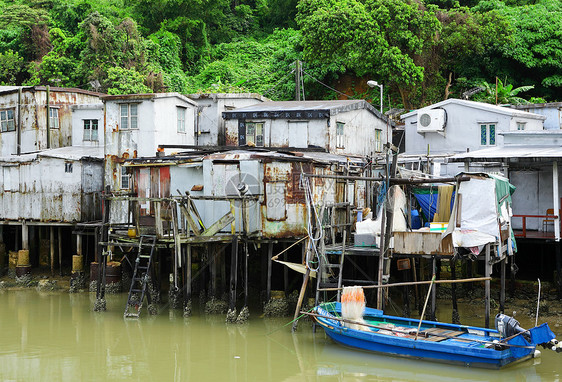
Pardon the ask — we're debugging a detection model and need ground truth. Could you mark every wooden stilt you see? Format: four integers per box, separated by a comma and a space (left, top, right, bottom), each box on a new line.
500, 256, 506, 313
229, 237, 238, 310
243, 240, 249, 307
267, 242, 273, 302
50, 227, 55, 276
431, 256, 437, 321
58, 227, 62, 276
210, 244, 217, 297
451, 258, 460, 324
21, 222, 28, 250
485, 244, 491, 328
186, 244, 192, 301
554, 241, 562, 299
283, 243, 289, 296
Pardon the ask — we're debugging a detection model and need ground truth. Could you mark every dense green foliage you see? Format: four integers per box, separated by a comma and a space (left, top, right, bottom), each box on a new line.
0, 0, 559, 109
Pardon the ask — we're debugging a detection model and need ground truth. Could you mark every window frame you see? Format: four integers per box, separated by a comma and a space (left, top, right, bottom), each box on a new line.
83, 119, 99, 141
479, 123, 497, 146
0, 108, 15, 132
177, 106, 186, 133
375, 129, 382, 152
516, 122, 526, 131
120, 103, 139, 130
49, 107, 60, 129
121, 168, 131, 190
336, 121, 345, 149
246, 122, 264, 147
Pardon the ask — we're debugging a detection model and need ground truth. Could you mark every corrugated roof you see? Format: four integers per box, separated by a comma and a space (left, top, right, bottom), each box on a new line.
222, 99, 387, 121
0, 86, 103, 97
0, 146, 103, 163
449, 145, 562, 162
401, 99, 546, 120
101, 92, 197, 106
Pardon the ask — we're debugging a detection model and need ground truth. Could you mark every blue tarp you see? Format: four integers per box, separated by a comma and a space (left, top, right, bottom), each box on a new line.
413, 189, 455, 223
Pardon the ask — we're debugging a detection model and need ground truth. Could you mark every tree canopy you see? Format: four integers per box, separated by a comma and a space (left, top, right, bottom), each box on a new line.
0, 0, 557, 109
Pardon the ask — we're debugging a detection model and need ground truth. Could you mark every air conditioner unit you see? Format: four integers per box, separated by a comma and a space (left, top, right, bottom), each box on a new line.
417, 109, 446, 133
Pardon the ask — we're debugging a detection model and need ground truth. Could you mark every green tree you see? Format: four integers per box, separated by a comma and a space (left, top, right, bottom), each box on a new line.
475, 78, 534, 105
106, 66, 151, 94
297, 0, 441, 109
0, 49, 25, 84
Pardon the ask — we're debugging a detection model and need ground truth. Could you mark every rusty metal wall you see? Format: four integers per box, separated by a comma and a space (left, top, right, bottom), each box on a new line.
0, 156, 103, 222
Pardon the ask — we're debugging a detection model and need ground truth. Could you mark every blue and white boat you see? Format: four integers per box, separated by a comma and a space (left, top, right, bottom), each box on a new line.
311, 302, 560, 369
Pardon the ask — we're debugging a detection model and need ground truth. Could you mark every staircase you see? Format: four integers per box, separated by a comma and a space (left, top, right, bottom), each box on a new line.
124, 235, 156, 318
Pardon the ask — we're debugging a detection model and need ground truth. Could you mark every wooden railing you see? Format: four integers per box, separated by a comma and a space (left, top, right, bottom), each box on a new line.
512, 214, 559, 238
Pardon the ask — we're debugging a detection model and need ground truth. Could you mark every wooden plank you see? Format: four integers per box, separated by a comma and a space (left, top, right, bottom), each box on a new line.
179, 204, 202, 236
393, 231, 454, 256
201, 212, 235, 237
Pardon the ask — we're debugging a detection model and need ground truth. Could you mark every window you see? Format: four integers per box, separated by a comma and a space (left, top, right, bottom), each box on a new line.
516, 122, 526, 131
336, 122, 345, 148
246, 122, 264, 147
375, 129, 382, 152
120, 104, 138, 130
49, 108, 59, 129
65, 162, 73, 173
0, 109, 15, 132
480, 123, 496, 146
121, 168, 131, 190
83, 119, 99, 141
177, 107, 186, 133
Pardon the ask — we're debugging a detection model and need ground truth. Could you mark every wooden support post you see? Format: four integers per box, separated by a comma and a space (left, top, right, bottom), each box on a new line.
283, 244, 289, 296
451, 258, 459, 324
50, 226, 55, 276
21, 222, 28, 250
267, 242, 273, 301
58, 227, 62, 276
485, 244, 491, 328
186, 244, 192, 302
431, 256, 437, 321
244, 241, 249, 307
229, 237, 238, 310
292, 267, 310, 332
500, 256, 506, 313
554, 241, 562, 299
210, 245, 217, 297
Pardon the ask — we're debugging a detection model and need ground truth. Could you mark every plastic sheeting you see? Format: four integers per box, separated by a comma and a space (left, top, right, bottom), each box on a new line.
413, 188, 455, 223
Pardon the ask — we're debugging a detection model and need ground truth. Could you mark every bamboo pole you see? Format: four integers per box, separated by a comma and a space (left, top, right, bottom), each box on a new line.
415, 274, 436, 340
318, 276, 492, 291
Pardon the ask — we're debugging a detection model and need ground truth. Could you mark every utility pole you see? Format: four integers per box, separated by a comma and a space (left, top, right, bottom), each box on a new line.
295, 60, 301, 101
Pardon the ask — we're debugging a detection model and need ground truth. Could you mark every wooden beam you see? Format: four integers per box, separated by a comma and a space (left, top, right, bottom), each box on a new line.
201, 212, 235, 237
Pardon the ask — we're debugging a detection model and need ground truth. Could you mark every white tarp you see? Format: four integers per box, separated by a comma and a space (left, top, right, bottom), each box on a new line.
355, 185, 407, 247
445, 176, 502, 250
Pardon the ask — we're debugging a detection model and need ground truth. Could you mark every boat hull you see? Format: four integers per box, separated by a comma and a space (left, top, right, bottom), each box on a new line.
312, 303, 549, 369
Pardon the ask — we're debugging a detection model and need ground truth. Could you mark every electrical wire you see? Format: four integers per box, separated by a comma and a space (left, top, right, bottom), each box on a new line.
302, 69, 356, 99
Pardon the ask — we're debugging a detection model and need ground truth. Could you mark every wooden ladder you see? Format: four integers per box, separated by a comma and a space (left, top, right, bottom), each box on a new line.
124, 235, 156, 318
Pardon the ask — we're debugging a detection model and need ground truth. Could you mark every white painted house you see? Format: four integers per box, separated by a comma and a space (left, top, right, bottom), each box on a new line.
187, 93, 269, 146
222, 100, 389, 157
512, 102, 562, 130
400, 99, 546, 176
101, 93, 197, 192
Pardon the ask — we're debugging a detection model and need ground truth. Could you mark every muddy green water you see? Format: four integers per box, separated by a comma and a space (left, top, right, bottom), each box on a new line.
0, 291, 560, 381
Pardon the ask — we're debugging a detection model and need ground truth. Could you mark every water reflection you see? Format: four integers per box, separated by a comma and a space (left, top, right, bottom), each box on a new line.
0, 291, 559, 381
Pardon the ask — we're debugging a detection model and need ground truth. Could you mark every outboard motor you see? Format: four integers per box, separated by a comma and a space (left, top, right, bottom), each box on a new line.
495, 313, 529, 341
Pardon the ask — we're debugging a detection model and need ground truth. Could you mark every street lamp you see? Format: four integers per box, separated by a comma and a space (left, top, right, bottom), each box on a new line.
367, 80, 383, 114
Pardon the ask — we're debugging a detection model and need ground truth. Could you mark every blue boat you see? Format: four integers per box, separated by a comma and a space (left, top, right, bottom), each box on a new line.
311, 302, 559, 369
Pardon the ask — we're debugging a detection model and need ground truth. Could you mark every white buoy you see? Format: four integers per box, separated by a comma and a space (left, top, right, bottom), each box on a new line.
533, 349, 542, 358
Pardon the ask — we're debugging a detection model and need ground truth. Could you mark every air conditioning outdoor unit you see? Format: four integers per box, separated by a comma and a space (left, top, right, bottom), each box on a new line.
417, 109, 446, 133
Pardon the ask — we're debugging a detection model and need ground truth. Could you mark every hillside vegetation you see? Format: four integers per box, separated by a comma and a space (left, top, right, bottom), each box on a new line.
0, 0, 560, 110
